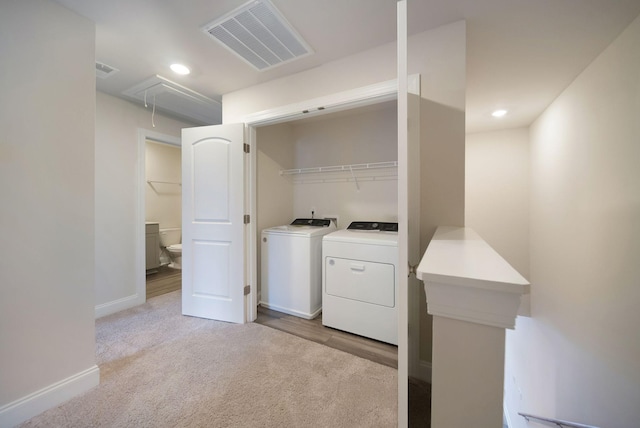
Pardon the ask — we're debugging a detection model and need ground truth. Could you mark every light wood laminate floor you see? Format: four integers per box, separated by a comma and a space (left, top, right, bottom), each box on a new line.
146, 266, 181, 299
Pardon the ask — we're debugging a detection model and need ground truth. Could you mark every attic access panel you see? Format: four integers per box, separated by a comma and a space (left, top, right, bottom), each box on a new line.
202, 0, 313, 71
123, 75, 222, 125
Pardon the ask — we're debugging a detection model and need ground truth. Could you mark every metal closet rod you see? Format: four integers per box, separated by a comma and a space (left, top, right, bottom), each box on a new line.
519, 412, 600, 428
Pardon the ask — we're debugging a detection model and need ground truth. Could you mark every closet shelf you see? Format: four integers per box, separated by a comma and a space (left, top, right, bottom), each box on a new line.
280, 161, 397, 176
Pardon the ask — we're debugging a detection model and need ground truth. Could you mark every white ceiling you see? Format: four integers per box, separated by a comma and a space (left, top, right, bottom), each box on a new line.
54, 0, 640, 132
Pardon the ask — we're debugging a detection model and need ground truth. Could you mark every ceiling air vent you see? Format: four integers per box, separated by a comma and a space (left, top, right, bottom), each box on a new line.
202, 0, 313, 71
95, 61, 119, 79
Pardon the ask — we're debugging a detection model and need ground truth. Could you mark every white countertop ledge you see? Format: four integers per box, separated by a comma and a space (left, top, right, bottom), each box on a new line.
417, 226, 529, 294
417, 227, 530, 329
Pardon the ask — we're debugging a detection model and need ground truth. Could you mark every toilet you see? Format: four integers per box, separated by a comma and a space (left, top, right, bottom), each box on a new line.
159, 228, 182, 269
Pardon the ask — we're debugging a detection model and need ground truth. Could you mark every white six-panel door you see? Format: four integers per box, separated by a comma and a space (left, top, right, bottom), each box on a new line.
182, 124, 246, 323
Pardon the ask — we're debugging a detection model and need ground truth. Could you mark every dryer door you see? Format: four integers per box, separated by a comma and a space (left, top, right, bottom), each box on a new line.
325, 257, 395, 308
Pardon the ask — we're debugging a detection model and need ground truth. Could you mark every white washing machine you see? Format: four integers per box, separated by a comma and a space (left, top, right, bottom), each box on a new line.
322, 221, 398, 345
261, 218, 336, 319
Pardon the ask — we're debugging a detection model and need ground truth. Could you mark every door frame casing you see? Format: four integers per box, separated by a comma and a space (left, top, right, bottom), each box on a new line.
397, 2, 409, 425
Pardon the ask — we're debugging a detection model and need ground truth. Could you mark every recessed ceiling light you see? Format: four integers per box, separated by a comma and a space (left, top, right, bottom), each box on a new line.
170, 63, 190, 75
492, 109, 508, 117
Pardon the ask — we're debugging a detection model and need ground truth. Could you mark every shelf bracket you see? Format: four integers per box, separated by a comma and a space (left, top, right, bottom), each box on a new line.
349, 165, 360, 190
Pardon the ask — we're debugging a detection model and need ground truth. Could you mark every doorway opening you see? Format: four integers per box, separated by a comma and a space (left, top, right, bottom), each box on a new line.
136, 129, 181, 304
144, 139, 182, 299
252, 98, 399, 364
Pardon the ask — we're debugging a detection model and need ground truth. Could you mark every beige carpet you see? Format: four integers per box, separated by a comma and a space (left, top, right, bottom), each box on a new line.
20, 291, 397, 427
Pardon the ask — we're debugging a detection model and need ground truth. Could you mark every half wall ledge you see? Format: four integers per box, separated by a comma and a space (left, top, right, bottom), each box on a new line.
416, 226, 530, 428
417, 226, 529, 329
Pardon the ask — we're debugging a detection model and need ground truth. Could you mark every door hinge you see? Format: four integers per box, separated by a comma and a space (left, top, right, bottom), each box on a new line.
244, 214, 250, 224
408, 262, 419, 278
243, 143, 250, 154
244, 285, 251, 295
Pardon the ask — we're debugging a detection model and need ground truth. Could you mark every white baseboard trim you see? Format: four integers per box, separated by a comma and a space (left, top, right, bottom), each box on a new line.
95, 293, 143, 319
414, 359, 432, 383
0, 365, 99, 427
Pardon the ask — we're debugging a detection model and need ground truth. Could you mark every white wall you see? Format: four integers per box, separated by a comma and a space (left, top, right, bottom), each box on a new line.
417, 99, 466, 363
255, 124, 295, 296
503, 15, 640, 428
145, 141, 181, 229
256, 123, 295, 233
223, 21, 465, 123
290, 103, 398, 228
465, 128, 530, 278
0, 1, 98, 425
95, 92, 195, 313
225, 21, 466, 371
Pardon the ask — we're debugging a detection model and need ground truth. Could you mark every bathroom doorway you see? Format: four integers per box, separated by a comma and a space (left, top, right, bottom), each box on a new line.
142, 135, 182, 300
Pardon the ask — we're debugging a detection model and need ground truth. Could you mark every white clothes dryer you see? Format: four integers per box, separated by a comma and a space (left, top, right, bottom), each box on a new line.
261, 218, 336, 319
322, 221, 398, 345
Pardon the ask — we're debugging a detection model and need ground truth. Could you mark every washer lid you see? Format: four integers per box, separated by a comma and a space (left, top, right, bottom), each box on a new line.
263, 219, 336, 237
323, 229, 398, 246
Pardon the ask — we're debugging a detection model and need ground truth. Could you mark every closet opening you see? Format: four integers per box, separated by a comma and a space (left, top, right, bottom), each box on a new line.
252, 98, 399, 365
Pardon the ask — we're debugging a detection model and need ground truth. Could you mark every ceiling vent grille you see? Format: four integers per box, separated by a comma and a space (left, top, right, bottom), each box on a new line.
202, 0, 313, 71
95, 61, 119, 79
